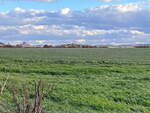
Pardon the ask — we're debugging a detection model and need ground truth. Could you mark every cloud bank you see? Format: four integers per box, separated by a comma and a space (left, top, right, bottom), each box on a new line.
0, 2, 150, 45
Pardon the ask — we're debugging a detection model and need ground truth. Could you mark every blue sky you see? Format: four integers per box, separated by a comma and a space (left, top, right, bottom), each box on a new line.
0, 0, 149, 45
0, 0, 143, 11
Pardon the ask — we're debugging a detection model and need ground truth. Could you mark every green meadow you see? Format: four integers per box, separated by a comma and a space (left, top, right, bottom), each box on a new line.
0, 48, 150, 113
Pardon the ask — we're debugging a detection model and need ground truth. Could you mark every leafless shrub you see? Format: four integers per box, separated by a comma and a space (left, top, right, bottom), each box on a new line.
11, 80, 45, 113
0, 80, 55, 113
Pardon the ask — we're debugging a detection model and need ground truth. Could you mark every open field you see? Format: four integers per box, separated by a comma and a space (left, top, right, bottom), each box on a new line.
0, 48, 150, 113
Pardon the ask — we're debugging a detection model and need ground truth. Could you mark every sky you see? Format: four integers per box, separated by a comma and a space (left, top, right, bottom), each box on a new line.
0, 0, 139, 11
0, 0, 150, 45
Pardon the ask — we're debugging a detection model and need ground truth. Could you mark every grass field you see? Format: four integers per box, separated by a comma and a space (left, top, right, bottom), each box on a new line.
0, 48, 150, 113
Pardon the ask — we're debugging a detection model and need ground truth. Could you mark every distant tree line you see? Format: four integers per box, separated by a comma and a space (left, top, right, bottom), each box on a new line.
0, 43, 109, 48
134, 46, 150, 48
0, 42, 150, 48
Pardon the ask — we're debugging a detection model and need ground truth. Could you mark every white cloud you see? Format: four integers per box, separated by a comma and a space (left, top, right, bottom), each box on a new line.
75, 39, 86, 43
97, 0, 119, 2
0, 2, 149, 45
60, 8, 71, 15
35, 40, 46, 44
36, 0, 55, 2
14, 8, 25, 13
90, 3, 140, 12
115, 3, 139, 12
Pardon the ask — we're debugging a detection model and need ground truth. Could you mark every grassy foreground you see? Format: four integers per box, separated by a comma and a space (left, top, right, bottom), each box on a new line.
0, 48, 150, 113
